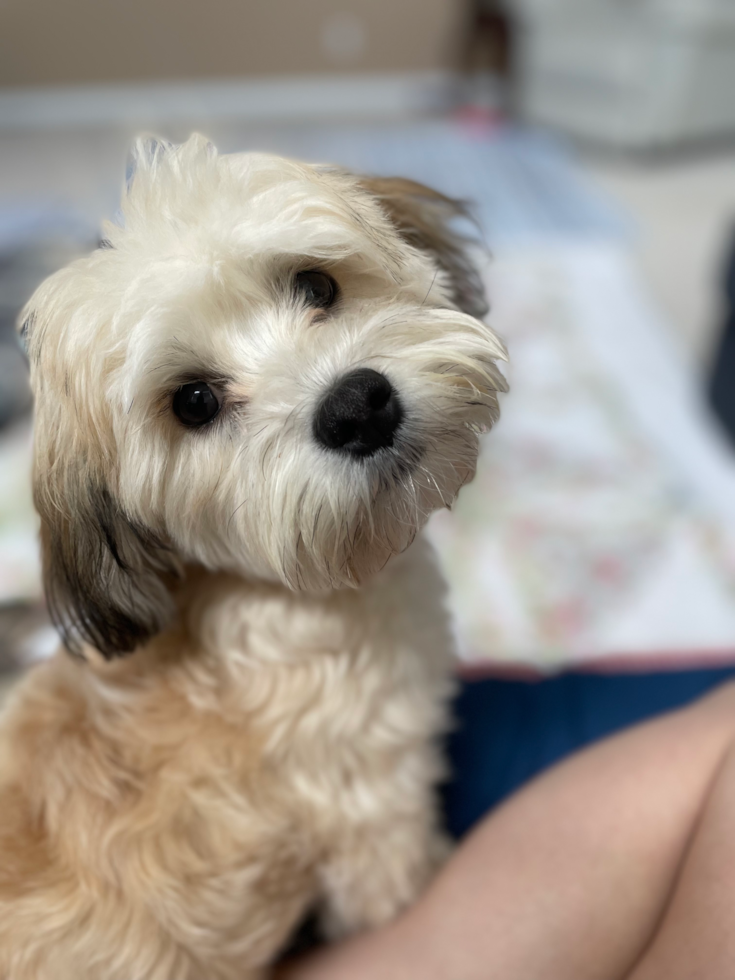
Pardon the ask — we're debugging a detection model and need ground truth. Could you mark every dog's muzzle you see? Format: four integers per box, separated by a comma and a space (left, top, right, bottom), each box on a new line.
313, 368, 403, 458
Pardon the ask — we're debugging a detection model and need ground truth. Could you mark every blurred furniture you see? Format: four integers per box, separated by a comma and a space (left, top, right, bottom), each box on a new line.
710, 228, 735, 446
462, 0, 516, 112
0, 0, 464, 88
0, 0, 475, 128
514, 0, 735, 150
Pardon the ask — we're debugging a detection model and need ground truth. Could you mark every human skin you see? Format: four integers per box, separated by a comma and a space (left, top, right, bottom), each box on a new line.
277, 681, 735, 980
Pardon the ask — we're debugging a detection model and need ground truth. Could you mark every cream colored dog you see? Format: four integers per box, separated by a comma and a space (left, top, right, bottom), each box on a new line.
0, 135, 507, 980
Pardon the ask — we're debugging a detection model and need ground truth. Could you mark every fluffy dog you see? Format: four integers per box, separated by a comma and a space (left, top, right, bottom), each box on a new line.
0, 135, 507, 980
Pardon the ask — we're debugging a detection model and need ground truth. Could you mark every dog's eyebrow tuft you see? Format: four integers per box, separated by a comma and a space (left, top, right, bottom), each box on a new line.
148, 338, 232, 391
97, 239, 114, 250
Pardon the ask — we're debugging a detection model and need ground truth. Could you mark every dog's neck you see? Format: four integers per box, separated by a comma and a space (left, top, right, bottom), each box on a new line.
66, 533, 453, 774
82, 534, 446, 684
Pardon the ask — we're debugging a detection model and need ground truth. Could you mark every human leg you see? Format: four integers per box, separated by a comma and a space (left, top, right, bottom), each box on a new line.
278, 682, 735, 980
627, 730, 735, 979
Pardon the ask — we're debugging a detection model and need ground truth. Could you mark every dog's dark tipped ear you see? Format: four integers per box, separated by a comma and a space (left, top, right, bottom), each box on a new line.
36, 477, 179, 659
358, 176, 488, 318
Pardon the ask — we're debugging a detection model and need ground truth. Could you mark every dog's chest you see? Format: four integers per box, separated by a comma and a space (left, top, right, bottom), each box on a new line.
168, 542, 451, 843
204, 539, 454, 757
94, 542, 455, 966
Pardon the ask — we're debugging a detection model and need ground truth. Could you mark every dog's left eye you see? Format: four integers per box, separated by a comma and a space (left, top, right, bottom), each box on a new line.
294, 270, 338, 309
172, 382, 220, 426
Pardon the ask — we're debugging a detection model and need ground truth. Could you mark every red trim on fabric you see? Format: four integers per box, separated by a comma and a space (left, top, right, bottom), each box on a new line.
457, 649, 735, 682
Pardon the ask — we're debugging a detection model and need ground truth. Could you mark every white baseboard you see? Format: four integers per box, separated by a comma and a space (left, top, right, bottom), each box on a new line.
0, 71, 457, 130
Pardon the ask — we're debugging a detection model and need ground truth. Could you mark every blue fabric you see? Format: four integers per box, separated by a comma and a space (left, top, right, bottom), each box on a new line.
443, 667, 735, 839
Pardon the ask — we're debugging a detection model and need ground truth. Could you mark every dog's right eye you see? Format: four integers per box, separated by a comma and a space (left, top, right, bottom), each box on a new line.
172, 382, 220, 426
294, 270, 338, 309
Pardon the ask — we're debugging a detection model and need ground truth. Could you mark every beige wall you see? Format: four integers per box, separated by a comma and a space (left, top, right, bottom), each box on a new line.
0, 0, 466, 88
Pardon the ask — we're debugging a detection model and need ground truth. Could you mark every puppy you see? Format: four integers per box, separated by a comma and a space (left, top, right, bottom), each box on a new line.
0, 135, 507, 980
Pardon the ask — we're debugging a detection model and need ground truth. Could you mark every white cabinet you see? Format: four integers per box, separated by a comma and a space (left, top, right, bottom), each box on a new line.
513, 0, 735, 149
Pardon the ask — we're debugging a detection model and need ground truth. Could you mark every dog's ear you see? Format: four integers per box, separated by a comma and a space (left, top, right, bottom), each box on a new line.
358, 176, 488, 318
35, 468, 179, 659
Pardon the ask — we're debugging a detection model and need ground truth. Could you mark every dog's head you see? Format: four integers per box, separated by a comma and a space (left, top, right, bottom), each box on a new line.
21, 135, 507, 658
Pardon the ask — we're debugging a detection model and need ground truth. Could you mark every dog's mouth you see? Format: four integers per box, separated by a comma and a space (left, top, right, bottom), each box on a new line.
282, 421, 479, 591
362, 433, 424, 490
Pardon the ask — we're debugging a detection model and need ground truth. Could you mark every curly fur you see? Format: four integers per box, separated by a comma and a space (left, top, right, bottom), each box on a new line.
0, 135, 507, 979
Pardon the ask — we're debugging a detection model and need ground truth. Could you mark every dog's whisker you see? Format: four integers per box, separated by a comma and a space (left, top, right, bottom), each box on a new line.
420, 269, 439, 307
227, 497, 249, 534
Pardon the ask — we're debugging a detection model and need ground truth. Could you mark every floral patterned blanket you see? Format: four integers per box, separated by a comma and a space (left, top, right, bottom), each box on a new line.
429, 243, 735, 668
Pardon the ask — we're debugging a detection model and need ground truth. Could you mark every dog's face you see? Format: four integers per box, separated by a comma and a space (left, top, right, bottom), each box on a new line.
21, 135, 506, 658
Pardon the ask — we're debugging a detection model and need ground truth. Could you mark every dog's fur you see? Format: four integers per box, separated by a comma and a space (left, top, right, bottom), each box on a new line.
0, 136, 507, 980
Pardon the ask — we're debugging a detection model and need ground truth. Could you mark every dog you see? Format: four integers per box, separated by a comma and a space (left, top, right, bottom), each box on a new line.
0, 135, 507, 980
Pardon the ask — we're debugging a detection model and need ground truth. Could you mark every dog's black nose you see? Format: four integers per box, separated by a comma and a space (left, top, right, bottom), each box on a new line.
314, 368, 403, 457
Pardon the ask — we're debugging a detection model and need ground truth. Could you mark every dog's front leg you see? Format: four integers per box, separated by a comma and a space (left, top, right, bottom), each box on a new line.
318, 811, 450, 940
